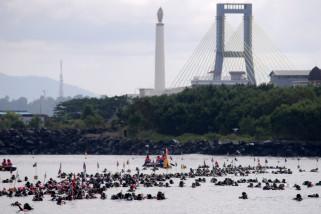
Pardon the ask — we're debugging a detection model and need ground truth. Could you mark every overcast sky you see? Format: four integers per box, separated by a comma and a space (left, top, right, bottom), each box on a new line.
0, 0, 320, 96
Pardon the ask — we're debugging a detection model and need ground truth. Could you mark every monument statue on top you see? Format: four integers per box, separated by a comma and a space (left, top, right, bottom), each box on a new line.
157, 7, 163, 23
155, 7, 165, 92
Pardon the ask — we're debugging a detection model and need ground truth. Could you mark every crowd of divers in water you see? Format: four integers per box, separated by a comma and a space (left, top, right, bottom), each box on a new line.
0, 160, 321, 212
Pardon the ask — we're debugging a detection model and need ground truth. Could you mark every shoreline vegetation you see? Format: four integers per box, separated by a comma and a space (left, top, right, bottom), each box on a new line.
1, 85, 321, 156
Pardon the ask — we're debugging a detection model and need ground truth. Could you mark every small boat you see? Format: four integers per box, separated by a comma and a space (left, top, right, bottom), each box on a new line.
142, 162, 162, 168
0, 165, 17, 172
143, 148, 173, 169
143, 162, 175, 168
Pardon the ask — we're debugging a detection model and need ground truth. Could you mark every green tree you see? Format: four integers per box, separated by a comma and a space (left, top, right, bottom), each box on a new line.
71, 119, 86, 129
82, 105, 95, 119
29, 116, 42, 129
84, 115, 104, 128
2, 112, 25, 129
0, 118, 10, 129
239, 117, 256, 136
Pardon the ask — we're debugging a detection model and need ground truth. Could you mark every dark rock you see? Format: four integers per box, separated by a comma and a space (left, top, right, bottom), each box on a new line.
0, 129, 321, 156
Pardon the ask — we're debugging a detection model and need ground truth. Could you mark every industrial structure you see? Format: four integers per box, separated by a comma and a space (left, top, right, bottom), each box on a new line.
59, 60, 64, 98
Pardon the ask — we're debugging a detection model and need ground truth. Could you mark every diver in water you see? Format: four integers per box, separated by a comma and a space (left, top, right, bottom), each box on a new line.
239, 192, 248, 199
294, 194, 303, 201
11, 201, 33, 211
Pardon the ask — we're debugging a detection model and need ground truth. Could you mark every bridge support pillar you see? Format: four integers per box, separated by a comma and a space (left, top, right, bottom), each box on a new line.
213, 3, 256, 85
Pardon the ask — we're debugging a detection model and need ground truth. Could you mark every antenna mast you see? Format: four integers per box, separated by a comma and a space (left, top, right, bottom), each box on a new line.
59, 60, 64, 98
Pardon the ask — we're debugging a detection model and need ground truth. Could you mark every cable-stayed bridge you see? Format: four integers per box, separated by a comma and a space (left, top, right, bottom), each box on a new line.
169, 3, 295, 89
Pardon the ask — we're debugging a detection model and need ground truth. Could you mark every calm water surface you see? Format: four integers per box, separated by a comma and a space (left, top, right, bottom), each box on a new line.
0, 155, 320, 214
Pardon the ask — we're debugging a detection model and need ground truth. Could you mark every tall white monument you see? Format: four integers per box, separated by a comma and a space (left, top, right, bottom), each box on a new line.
154, 7, 165, 92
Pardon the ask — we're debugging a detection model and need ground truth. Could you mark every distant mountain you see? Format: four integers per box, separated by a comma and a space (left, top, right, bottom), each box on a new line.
0, 73, 96, 101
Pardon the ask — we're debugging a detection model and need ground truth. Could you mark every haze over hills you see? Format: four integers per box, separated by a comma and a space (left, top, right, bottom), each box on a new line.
0, 73, 96, 101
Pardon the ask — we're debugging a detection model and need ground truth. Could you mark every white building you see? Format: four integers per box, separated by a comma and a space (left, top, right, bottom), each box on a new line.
191, 71, 249, 86
269, 67, 321, 87
269, 70, 309, 87
139, 87, 185, 97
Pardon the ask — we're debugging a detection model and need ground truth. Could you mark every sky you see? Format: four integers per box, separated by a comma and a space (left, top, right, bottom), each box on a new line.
0, 0, 320, 96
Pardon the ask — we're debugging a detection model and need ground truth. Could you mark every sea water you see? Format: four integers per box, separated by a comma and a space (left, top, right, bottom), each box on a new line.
0, 155, 320, 214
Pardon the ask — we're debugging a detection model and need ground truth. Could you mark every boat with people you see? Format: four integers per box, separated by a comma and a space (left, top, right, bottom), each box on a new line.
0, 165, 17, 172
143, 161, 162, 168
0, 159, 17, 172
143, 148, 172, 169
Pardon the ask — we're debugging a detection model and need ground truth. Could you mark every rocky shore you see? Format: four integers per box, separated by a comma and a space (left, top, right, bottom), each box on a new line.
0, 129, 320, 156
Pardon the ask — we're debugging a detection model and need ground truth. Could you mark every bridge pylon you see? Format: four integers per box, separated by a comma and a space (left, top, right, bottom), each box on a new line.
214, 3, 256, 85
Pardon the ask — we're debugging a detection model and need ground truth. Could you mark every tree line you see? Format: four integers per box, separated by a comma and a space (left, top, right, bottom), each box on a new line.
119, 85, 321, 141
1, 85, 321, 141
52, 96, 129, 129
0, 112, 43, 129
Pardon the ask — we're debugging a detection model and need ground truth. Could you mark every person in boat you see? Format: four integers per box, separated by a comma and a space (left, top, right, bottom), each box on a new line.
7, 159, 12, 167
156, 156, 161, 164
144, 155, 151, 165
215, 161, 219, 168
1, 159, 6, 167
163, 154, 170, 169
160, 154, 165, 166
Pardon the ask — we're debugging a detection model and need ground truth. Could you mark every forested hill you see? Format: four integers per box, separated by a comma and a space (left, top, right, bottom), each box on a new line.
119, 85, 321, 141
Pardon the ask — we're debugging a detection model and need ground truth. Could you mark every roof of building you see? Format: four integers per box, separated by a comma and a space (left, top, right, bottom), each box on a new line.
0, 111, 47, 117
0, 111, 32, 116
308, 66, 321, 81
270, 70, 310, 76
